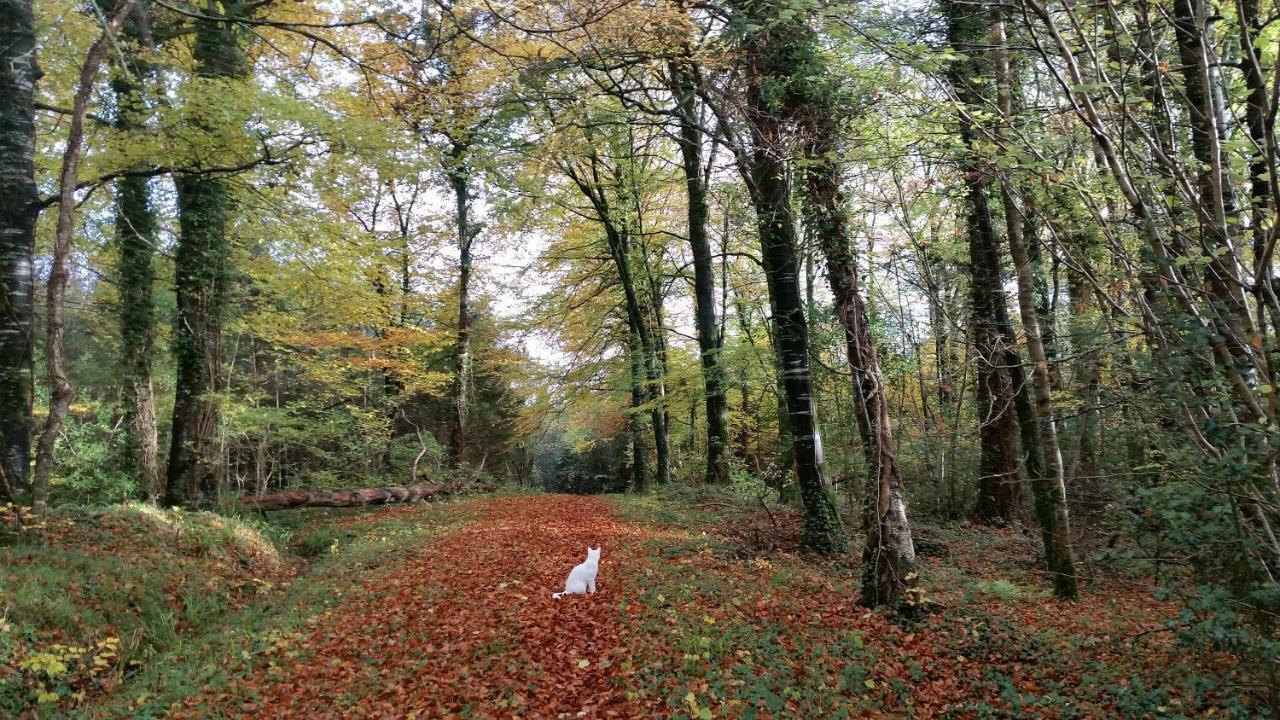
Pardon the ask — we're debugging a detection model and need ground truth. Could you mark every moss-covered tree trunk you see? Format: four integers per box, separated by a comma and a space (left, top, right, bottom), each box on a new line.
746, 140, 842, 552
734, 9, 844, 551
446, 139, 475, 469
608, 227, 670, 487
0, 0, 38, 501
801, 111, 919, 605
990, 5, 1078, 599
945, 0, 1024, 525
627, 327, 649, 492
669, 59, 729, 485
166, 0, 247, 507
112, 1, 160, 502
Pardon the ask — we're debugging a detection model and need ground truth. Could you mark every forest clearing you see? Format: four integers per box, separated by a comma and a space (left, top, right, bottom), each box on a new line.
2, 0, 1279, 716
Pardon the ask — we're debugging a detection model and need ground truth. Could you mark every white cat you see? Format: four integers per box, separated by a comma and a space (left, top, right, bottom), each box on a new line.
552, 546, 601, 598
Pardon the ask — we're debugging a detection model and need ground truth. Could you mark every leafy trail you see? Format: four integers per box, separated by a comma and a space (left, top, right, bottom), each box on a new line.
134, 491, 1252, 719
171, 494, 645, 718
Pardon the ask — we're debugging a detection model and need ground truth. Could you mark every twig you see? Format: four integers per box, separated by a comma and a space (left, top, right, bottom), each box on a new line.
758, 495, 778, 532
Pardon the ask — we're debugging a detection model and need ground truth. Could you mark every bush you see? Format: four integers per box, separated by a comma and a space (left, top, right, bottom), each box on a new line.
49, 405, 139, 505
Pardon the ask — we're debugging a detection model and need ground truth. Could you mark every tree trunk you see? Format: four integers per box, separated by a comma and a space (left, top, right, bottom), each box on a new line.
0, 0, 38, 501
669, 59, 729, 485
32, 0, 138, 514
945, 0, 1025, 526
801, 110, 919, 606
731, 288, 760, 468
1023, 191, 1059, 389
737, 36, 843, 551
627, 327, 648, 492
622, 244, 670, 488
616, 267, 668, 489
239, 482, 457, 511
966, 174, 1025, 525
1064, 249, 1101, 500
638, 252, 671, 486
446, 139, 475, 469
990, 4, 1079, 599
765, 294, 796, 497
562, 149, 670, 487
1171, 0, 1254, 357
1022, 0, 1280, 581
1240, 0, 1280, 401
166, 1, 247, 507
113, 2, 160, 502
167, 172, 230, 506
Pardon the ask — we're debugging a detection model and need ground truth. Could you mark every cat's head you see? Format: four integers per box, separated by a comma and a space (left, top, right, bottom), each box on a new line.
587, 546, 601, 561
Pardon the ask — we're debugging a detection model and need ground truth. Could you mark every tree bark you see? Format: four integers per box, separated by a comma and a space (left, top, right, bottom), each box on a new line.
0, 0, 39, 501
734, 9, 845, 552
446, 139, 475, 468
669, 59, 729, 485
1023, 192, 1058, 389
112, 1, 160, 502
945, 0, 1025, 526
32, 0, 138, 514
990, 4, 1078, 599
968, 188, 1028, 526
800, 109, 919, 605
166, 0, 248, 507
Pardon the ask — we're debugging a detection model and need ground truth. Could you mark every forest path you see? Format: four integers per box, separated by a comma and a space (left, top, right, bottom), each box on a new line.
228, 494, 643, 718
108, 492, 1226, 718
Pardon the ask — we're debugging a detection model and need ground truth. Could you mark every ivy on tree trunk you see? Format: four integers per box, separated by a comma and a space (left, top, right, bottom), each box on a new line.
944, 0, 1025, 527
446, 138, 476, 469
801, 111, 920, 607
112, 0, 161, 502
166, 0, 247, 507
669, 59, 730, 486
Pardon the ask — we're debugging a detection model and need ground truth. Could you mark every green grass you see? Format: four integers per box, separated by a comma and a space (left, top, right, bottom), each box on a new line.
0, 503, 290, 716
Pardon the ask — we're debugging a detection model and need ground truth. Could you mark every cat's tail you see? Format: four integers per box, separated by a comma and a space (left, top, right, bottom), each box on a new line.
552, 591, 564, 599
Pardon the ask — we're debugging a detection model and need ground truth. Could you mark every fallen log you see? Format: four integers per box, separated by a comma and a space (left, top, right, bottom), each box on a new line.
237, 482, 454, 511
